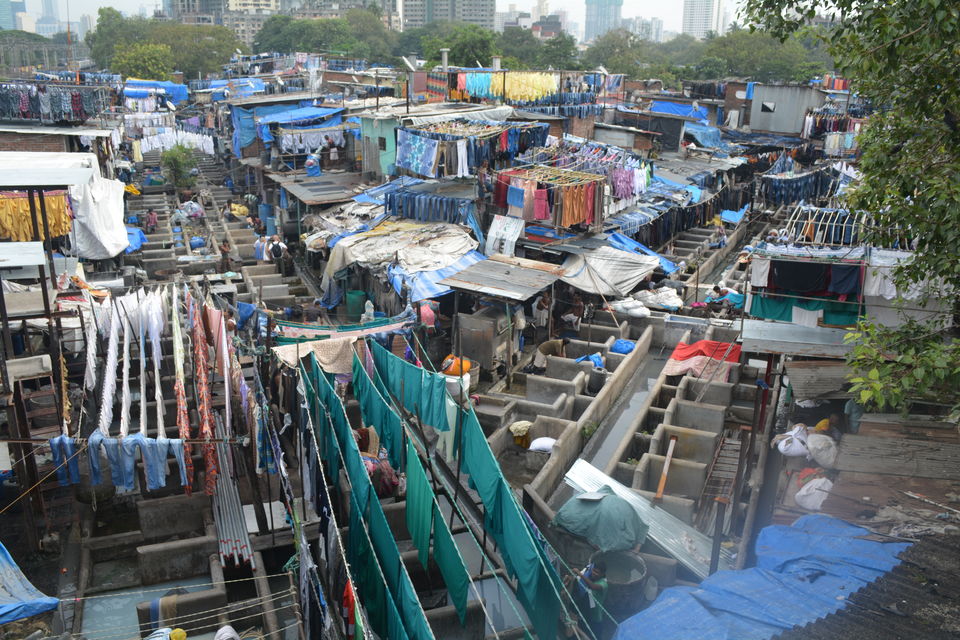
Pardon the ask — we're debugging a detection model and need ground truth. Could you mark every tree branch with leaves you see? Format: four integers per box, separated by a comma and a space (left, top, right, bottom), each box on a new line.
743, 0, 960, 418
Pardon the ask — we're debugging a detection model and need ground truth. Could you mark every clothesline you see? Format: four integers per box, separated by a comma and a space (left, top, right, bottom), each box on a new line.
409, 120, 542, 140
277, 123, 359, 135
495, 164, 608, 186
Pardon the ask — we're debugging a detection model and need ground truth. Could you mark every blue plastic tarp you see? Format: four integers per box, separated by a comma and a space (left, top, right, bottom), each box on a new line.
125, 227, 147, 253
210, 78, 265, 101
229, 100, 316, 157
387, 250, 487, 303
685, 123, 726, 149
255, 106, 344, 145
124, 79, 188, 104
0, 540, 58, 624
721, 204, 750, 225
608, 232, 679, 274
613, 515, 909, 640
353, 177, 425, 204
650, 100, 709, 124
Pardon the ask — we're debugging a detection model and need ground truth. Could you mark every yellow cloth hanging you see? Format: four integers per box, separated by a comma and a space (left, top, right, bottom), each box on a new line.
0, 191, 72, 241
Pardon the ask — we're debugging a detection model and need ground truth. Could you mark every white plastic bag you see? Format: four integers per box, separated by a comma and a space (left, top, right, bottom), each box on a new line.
806, 433, 838, 468
795, 477, 833, 511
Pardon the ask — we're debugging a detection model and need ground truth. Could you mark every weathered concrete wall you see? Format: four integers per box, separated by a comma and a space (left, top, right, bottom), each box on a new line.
664, 398, 727, 434
137, 493, 208, 542
649, 424, 720, 465
136, 555, 226, 634
427, 600, 487, 640
137, 527, 219, 585
677, 377, 735, 407
634, 454, 707, 497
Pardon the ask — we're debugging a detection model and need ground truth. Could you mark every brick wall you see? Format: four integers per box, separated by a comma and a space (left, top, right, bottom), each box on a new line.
568, 115, 595, 139
0, 133, 69, 153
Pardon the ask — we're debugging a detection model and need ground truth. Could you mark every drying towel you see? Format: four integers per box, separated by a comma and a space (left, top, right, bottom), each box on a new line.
272, 336, 357, 373
507, 185, 526, 208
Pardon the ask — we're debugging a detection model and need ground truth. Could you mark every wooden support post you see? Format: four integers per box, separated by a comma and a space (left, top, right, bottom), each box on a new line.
654, 435, 677, 502
709, 497, 729, 575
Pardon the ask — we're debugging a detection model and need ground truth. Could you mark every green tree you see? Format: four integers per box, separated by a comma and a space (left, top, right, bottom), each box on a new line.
582, 29, 645, 75
161, 144, 197, 190
85, 8, 151, 69
343, 9, 397, 62
253, 14, 296, 52
537, 33, 580, 70
498, 27, 541, 69
743, 0, 960, 417
655, 33, 705, 66
150, 23, 246, 79
422, 23, 498, 67
702, 29, 819, 82
695, 55, 727, 79
110, 42, 173, 80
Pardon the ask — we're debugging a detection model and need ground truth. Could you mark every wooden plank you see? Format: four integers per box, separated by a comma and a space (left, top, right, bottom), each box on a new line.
834, 434, 960, 479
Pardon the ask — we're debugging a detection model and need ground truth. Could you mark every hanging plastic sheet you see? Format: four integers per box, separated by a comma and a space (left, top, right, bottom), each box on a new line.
0, 541, 58, 623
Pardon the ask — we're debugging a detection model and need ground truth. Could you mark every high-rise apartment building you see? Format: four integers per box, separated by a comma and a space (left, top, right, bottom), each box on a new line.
0, 1, 13, 30
41, 0, 57, 20
226, 0, 279, 12
622, 15, 663, 42
584, 0, 622, 44
402, 0, 495, 31
682, 0, 725, 39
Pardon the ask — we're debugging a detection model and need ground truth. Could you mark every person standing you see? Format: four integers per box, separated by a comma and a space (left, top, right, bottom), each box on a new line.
218, 238, 232, 273
253, 235, 268, 264
269, 235, 289, 276
144, 208, 158, 234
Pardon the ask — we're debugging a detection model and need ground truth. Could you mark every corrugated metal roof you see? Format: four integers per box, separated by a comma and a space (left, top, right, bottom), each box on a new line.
437, 254, 562, 301
267, 172, 363, 205
0, 168, 94, 187
740, 319, 852, 358
784, 360, 852, 400
775, 535, 960, 640
0, 125, 115, 137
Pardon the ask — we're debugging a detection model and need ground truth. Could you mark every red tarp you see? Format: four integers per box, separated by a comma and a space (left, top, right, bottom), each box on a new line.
669, 340, 741, 363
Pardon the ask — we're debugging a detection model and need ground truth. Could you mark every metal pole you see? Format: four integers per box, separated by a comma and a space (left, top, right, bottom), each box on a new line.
26, 189, 63, 430
448, 290, 465, 529
0, 286, 15, 395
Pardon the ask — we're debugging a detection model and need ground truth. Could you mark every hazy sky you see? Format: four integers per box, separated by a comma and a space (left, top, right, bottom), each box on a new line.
32, 0, 745, 35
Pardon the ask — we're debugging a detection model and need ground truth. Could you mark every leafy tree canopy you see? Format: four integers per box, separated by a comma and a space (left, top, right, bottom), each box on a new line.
86, 8, 245, 79
0, 30, 49, 43
422, 23, 499, 68
110, 42, 173, 81
744, 0, 960, 418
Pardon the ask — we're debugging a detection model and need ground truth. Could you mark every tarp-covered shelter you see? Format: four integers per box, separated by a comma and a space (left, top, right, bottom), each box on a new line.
561, 245, 659, 297
229, 99, 316, 157
320, 220, 482, 308
255, 106, 345, 145
649, 100, 709, 124
123, 78, 189, 104
210, 77, 265, 101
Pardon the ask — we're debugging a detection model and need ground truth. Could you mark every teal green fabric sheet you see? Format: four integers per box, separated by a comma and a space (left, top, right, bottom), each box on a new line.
432, 502, 470, 624
406, 442, 434, 568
